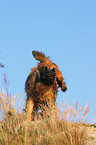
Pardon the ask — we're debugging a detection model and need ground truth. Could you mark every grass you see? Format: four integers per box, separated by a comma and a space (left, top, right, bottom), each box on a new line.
0, 89, 95, 145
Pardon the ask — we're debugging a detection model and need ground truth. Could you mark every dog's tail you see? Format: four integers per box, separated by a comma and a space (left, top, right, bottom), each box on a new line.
32, 51, 49, 63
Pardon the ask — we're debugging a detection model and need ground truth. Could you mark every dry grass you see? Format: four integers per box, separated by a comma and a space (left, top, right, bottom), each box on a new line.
0, 89, 95, 145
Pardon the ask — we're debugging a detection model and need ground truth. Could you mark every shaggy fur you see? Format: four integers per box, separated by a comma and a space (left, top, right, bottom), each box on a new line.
25, 51, 67, 121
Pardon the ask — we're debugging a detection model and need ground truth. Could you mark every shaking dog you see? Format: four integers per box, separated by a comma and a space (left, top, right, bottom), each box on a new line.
25, 51, 67, 121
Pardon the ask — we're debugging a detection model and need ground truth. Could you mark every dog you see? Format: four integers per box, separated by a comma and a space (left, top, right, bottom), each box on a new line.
25, 51, 67, 121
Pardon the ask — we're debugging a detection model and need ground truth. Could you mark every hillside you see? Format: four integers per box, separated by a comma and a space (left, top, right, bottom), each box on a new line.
0, 89, 96, 145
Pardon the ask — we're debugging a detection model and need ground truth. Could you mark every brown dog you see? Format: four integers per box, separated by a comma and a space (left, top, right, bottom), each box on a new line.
25, 51, 67, 121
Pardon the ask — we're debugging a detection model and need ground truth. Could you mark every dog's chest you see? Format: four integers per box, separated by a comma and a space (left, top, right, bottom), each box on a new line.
34, 82, 55, 101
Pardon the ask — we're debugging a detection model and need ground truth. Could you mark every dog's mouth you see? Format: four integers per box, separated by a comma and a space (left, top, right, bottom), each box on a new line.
39, 67, 56, 85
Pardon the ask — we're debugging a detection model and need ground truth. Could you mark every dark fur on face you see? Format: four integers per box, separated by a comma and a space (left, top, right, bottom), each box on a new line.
39, 66, 56, 85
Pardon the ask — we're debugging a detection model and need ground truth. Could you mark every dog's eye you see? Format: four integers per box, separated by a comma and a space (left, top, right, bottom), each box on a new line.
52, 68, 55, 72
45, 66, 47, 70
41, 67, 44, 69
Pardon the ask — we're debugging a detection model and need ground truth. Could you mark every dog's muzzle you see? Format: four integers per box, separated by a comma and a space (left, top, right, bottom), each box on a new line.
39, 67, 56, 85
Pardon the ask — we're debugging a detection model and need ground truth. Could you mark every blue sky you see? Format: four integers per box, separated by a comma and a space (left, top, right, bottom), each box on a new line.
0, 0, 96, 121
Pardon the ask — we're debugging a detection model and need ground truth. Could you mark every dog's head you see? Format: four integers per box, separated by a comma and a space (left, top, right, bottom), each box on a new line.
32, 51, 67, 92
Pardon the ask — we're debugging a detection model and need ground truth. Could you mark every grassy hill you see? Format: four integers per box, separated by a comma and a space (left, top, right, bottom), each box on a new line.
0, 89, 96, 145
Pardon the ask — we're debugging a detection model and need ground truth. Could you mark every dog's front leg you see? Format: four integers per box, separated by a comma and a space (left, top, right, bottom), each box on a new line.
25, 97, 34, 122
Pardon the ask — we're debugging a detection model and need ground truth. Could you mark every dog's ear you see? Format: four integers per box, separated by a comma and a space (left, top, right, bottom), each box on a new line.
32, 51, 49, 63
